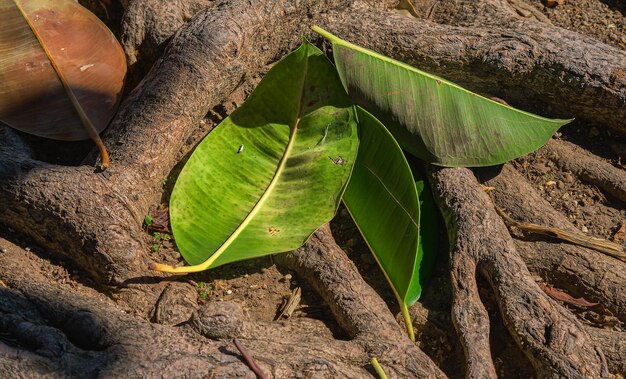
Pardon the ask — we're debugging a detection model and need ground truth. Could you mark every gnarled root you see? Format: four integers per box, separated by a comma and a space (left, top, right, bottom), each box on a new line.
276, 224, 446, 378
429, 166, 608, 378
0, 235, 439, 378
541, 139, 626, 203
484, 164, 626, 322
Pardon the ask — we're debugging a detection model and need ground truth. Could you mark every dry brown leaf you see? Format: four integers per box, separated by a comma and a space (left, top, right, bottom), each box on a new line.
539, 282, 598, 308
1, 0, 127, 169
545, 0, 566, 8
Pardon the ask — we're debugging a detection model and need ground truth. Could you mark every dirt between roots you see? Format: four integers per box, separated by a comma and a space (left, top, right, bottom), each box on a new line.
1, 0, 625, 378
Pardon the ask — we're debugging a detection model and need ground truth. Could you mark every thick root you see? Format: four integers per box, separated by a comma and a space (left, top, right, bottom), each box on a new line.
429, 166, 608, 378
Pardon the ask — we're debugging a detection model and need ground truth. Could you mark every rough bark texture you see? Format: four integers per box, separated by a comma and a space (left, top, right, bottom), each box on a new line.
542, 139, 626, 202
0, 237, 375, 378
277, 225, 447, 378
321, 8, 626, 133
429, 167, 608, 378
1, 0, 625, 377
484, 164, 626, 322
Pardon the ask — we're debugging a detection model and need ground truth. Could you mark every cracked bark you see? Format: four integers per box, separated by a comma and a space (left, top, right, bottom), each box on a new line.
1, 0, 625, 377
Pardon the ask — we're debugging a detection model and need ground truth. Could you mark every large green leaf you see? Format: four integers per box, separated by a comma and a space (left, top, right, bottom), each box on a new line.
0, 0, 127, 168
313, 26, 572, 167
413, 170, 439, 288
154, 41, 358, 273
343, 107, 423, 307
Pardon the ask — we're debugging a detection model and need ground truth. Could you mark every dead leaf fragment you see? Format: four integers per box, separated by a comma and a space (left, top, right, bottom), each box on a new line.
395, 0, 419, 18
539, 282, 598, 308
612, 224, 626, 244
545, 0, 566, 8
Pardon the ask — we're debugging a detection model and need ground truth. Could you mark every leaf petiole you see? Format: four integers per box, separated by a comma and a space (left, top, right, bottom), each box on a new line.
394, 290, 415, 342
371, 357, 389, 379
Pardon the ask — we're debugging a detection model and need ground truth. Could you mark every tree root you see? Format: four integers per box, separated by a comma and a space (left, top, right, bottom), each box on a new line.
1, 0, 369, 285
321, 7, 626, 133
0, 235, 442, 378
483, 164, 626, 322
542, 139, 626, 203
2, 0, 624, 283
1, 0, 625, 377
276, 224, 446, 378
429, 166, 608, 378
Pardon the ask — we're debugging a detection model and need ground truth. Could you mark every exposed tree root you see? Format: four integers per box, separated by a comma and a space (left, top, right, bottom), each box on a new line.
276, 225, 446, 378
321, 7, 626, 133
0, 236, 438, 378
542, 139, 626, 203
484, 164, 626, 322
429, 166, 608, 378
1, 0, 370, 284
1, 0, 625, 377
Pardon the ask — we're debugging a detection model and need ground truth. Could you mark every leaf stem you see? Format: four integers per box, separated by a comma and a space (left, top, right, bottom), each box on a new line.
371, 357, 389, 379
13, 0, 110, 170
310, 25, 343, 44
396, 292, 416, 342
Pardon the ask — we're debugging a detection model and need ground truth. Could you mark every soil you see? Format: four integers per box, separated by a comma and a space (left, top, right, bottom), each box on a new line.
525, 0, 626, 50
2, 0, 626, 377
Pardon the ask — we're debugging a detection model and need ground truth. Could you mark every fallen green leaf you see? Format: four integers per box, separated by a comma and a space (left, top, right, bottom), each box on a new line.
155, 40, 358, 273
413, 170, 439, 287
344, 107, 422, 307
312, 26, 571, 167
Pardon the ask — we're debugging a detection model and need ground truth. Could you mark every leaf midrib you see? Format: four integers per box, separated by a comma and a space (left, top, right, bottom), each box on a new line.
181, 46, 312, 272
363, 164, 418, 229
312, 25, 571, 124
12, 0, 102, 142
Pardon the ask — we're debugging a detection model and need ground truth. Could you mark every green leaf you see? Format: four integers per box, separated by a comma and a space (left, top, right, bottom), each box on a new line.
313, 26, 572, 167
155, 41, 358, 273
343, 107, 423, 307
413, 170, 439, 287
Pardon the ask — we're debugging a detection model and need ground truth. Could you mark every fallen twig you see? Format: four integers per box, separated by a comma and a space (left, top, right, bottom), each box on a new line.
495, 206, 626, 262
232, 338, 268, 379
275, 286, 301, 320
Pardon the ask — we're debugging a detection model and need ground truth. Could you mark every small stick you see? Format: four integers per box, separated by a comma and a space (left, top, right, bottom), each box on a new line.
371, 357, 389, 379
275, 286, 301, 320
232, 338, 268, 379
495, 206, 626, 262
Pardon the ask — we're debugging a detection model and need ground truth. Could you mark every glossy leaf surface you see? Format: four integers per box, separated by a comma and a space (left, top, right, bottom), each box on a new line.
0, 0, 126, 141
166, 41, 358, 272
343, 107, 424, 306
313, 26, 571, 167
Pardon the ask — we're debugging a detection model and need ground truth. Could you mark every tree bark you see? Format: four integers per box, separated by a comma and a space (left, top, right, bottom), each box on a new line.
1, 0, 625, 377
